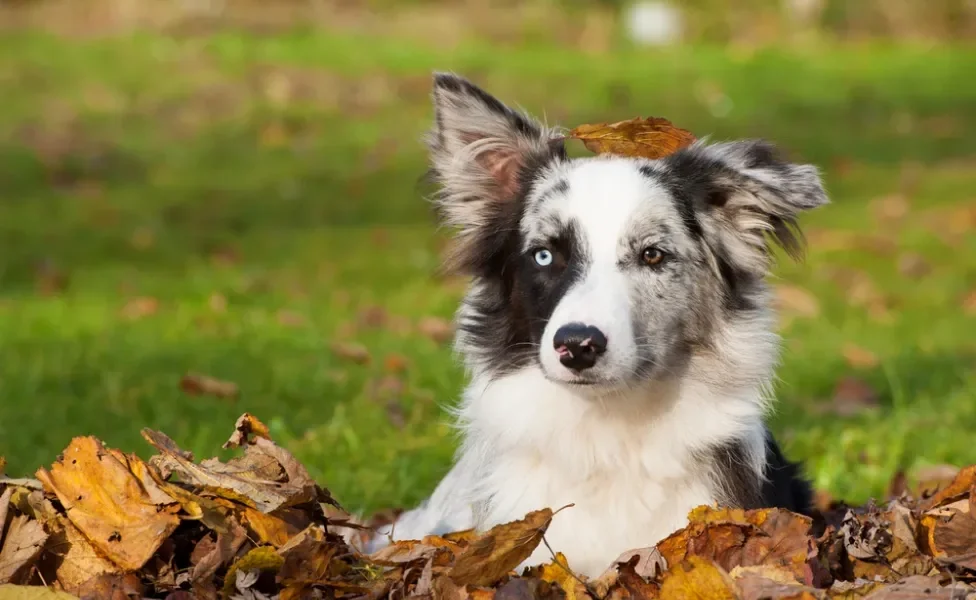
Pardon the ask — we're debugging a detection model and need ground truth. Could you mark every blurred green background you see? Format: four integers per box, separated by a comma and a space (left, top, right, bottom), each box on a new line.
0, 0, 974, 513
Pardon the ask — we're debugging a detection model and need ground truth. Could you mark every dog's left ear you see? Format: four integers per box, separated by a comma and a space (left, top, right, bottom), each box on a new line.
675, 140, 828, 275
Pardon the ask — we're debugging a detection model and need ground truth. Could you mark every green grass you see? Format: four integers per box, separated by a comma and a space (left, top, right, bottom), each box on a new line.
0, 30, 974, 513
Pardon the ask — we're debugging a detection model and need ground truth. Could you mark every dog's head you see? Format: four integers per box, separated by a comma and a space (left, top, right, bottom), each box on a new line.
427, 73, 827, 389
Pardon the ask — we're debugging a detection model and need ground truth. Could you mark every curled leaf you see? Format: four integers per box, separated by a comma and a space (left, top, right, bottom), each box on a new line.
449, 508, 554, 587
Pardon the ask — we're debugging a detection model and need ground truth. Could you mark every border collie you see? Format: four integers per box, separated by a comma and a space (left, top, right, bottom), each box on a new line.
364, 73, 824, 578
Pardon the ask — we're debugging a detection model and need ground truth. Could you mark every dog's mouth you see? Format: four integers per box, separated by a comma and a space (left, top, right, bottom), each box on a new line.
562, 378, 599, 386
542, 370, 615, 388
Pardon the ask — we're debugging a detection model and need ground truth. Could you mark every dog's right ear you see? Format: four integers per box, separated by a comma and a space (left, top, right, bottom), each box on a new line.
426, 73, 563, 237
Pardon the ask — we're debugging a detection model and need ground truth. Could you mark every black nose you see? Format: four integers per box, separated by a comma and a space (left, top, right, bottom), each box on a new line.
553, 323, 608, 371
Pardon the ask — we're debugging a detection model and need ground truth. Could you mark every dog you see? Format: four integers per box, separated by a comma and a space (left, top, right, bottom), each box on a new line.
362, 73, 824, 578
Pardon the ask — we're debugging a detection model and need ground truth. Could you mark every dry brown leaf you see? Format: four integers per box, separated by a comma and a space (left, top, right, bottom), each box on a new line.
896, 254, 930, 279
921, 498, 976, 571
0, 486, 12, 543
417, 316, 454, 344
496, 577, 563, 600
383, 353, 410, 373
119, 296, 158, 320
870, 195, 910, 223
179, 373, 239, 399
51, 517, 120, 594
616, 553, 661, 599
276, 310, 307, 328
34, 261, 69, 296
77, 573, 144, 600
330, 342, 371, 364
883, 503, 933, 576
239, 507, 309, 548
659, 507, 819, 586
277, 525, 337, 588
730, 564, 802, 585
827, 579, 885, 599
568, 117, 697, 160
449, 508, 554, 587
357, 305, 389, 328
0, 516, 49, 583
142, 429, 317, 513
9, 490, 58, 526
775, 285, 821, 319
735, 571, 822, 600
859, 575, 972, 599
825, 377, 880, 417
601, 547, 666, 580
35, 437, 180, 571
658, 556, 738, 600
842, 345, 880, 370
963, 290, 976, 316
223, 413, 273, 449
190, 518, 248, 583
921, 465, 976, 510
913, 464, 962, 499
370, 535, 463, 567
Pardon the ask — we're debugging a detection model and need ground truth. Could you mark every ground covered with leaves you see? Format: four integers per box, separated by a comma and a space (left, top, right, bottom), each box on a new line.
1, 414, 976, 599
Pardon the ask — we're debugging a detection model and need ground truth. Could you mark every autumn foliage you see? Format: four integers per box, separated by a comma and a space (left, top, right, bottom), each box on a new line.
0, 413, 975, 599
567, 117, 697, 160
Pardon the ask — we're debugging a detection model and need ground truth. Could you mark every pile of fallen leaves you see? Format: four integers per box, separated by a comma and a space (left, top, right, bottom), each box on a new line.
2, 417, 976, 600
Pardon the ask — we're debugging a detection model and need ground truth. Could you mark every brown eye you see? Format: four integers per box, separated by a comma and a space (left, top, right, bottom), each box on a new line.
641, 247, 665, 266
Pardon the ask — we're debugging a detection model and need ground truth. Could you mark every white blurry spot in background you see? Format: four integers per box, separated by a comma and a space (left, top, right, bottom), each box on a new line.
625, 1, 684, 46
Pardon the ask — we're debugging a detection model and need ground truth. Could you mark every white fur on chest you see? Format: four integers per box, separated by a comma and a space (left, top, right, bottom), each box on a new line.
379, 367, 766, 578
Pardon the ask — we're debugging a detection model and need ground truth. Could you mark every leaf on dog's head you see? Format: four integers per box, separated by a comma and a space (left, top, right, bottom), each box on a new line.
568, 117, 696, 160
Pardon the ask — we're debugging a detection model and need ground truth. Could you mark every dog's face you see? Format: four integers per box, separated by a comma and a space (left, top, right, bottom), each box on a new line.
427, 73, 827, 389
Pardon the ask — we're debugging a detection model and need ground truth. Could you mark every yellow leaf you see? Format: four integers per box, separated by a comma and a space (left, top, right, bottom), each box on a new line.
568, 117, 696, 160
0, 585, 79, 600
51, 517, 120, 594
239, 506, 309, 548
658, 556, 738, 600
538, 553, 586, 600
921, 465, 976, 510
222, 546, 285, 598
34, 437, 180, 571
449, 508, 554, 587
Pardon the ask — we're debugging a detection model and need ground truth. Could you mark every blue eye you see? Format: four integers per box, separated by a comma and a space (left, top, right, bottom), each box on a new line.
534, 249, 554, 267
